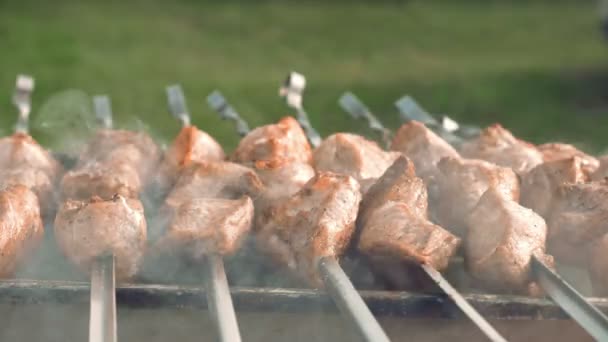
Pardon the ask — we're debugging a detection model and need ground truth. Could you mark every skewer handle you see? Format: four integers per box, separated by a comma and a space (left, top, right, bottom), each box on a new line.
318, 257, 391, 342
532, 256, 608, 341
206, 90, 250, 136
166, 84, 191, 127
394, 95, 438, 126
89, 255, 117, 342
339, 92, 392, 147
205, 254, 242, 342
93, 95, 113, 129
13, 74, 35, 133
420, 264, 507, 342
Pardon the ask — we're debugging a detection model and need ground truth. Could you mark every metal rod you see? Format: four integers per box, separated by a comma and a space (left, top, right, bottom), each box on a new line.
318, 257, 391, 342
12, 74, 34, 134
93, 95, 113, 129
89, 255, 117, 342
532, 256, 608, 341
166, 84, 191, 127
206, 90, 250, 136
279, 71, 322, 148
205, 254, 242, 342
339, 92, 391, 147
420, 264, 507, 342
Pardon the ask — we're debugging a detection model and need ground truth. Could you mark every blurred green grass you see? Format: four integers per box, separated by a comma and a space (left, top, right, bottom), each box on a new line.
0, 0, 607, 152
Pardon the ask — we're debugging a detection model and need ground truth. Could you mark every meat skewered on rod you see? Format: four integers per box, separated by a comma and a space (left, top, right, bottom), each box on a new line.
208, 88, 390, 342
395, 99, 608, 341
166, 85, 242, 342
338, 92, 392, 148
340, 93, 508, 342
276, 72, 389, 341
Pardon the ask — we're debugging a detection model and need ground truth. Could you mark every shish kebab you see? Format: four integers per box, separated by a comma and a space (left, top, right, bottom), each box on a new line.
54, 95, 159, 342
344, 93, 608, 339
155, 84, 246, 342
207, 90, 391, 342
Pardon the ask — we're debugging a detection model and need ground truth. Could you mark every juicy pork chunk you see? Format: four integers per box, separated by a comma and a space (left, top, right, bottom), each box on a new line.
0, 133, 63, 216
358, 157, 461, 272
459, 124, 543, 174
313, 133, 401, 194
61, 161, 141, 201
537, 143, 598, 176
433, 157, 519, 237
156, 125, 225, 192
0, 185, 44, 278
389, 121, 460, 181
256, 172, 361, 286
54, 195, 147, 280
545, 181, 608, 266
466, 187, 552, 294
591, 155, 608, 181
232, 116, 312, 165
520, 157, 587, 218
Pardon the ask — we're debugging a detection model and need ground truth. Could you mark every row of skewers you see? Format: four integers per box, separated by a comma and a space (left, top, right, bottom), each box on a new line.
1, 72, 608, 342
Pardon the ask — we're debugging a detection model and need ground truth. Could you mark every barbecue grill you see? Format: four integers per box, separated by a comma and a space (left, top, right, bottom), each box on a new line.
2, 74, 608, 342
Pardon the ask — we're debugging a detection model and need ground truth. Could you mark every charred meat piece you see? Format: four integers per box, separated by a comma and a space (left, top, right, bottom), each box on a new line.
546, 181, 608, 266
459, 124, 543, 174
358, 157, 461, 272
156, 125, 225, 192
157, 196, 254, 258
591, 155, 608, 181
256, 172, 361, 286
232, 116, 312, 165
520, 157, 587, 218
313, 133, 401, 194
465, 187, 552, 294
433, 157, 519, 237
60, 161, 141, 201
538, 143, 598, 176
0, 185, 44, 278
389, 121, 460, 182
589, 235, 608, 296
54, 195, 146, 280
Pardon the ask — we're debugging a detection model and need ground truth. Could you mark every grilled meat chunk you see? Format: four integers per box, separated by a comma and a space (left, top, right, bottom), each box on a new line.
256, 172, 361, 286
60, 161, 141, 201
538, 143, 598, 176
465, 187, 552, 294
0, 185, 44, 278
591, 155, 608, 181
157, 196, 254, 258
232, 116, 312, 165
358, 157, 461, 272
459, 124, 543, 174
253, 159, 315, 199
313, 133, 401, 193
546, 181, 608, 266
389, 121, 460, 181
520, 157, 587, 218
433, 157, 519, 237
156, 126, 225, 192
54, 195, 147, 280
589, 235, 608, 296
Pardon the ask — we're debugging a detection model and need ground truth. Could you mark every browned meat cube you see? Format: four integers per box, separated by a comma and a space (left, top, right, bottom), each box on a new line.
164, 161, 264, 211
459, 124, 543, 174
157, 196, 254, 258
433, 157, 519, 237
253, 159, 315, 199
520, 157, 587, 218
232, 116, 312, 165
256, 172, 361, 286
156, 126, 225, 192
313, 133, 401, 193
591, 155, 608, 181
465, 187, 552, 294
546, 181, 608, 266
538, 143, 598, 176
0, 185, 44, 278
60, 161, 141, 201
54, 195, 147, 281
589, 235, 608, 296
390, 121, 460, 181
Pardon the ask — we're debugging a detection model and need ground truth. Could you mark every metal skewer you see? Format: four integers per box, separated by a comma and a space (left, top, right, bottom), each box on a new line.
167, 84, 242, 342
342, 99, 508, 342
90, 95, 118, 342
277, 73, 390, 341
12, 74, 35, 133
396, 99, 608, 340
206, 90, 250, 136
338, 92, 392, 148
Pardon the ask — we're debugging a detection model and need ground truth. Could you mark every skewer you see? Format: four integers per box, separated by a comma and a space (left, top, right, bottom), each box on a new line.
90, 95, 118, 342
279, 72, 322, 148
206, 90, 250, 136
277, 73, 391, 341
12, 74, 35, 133
166, 84, 242, 342
396, 101, 608, 339
343, 98, 508, 341
338, 92, 392, 148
